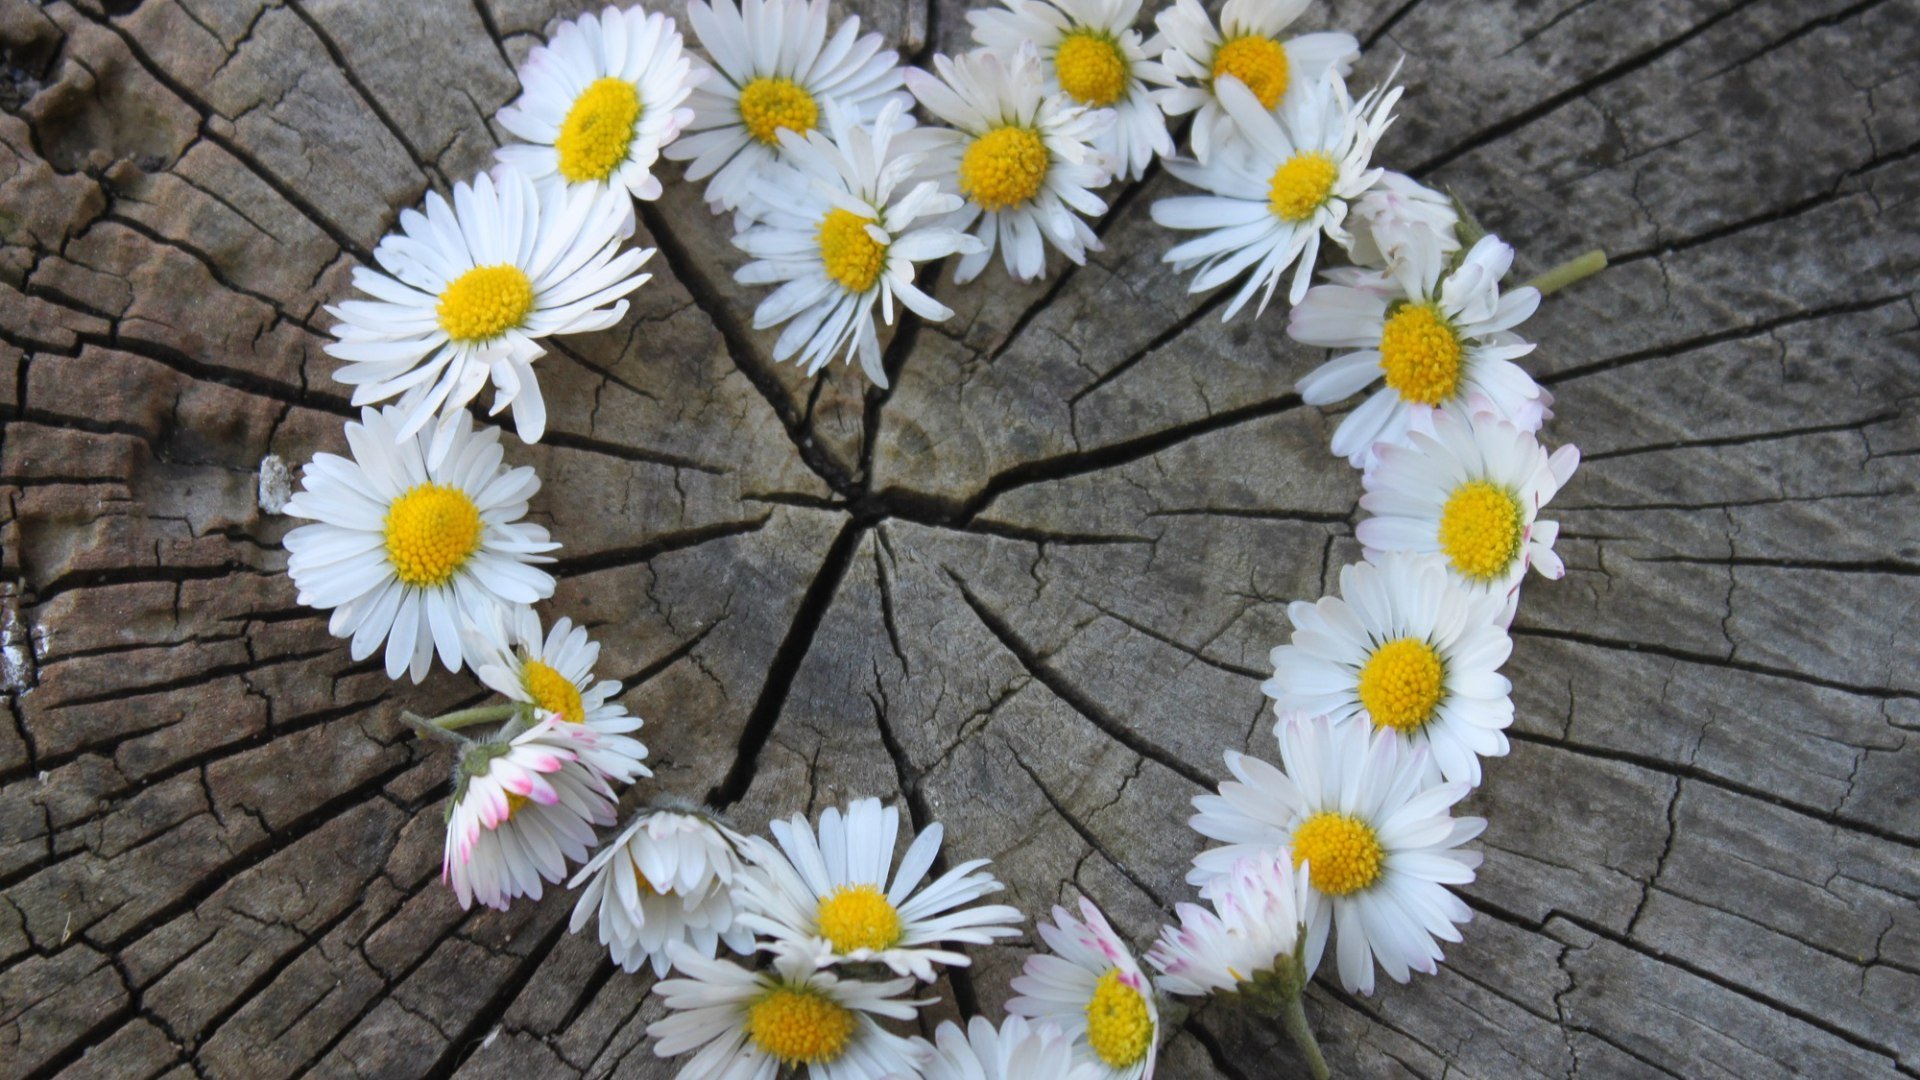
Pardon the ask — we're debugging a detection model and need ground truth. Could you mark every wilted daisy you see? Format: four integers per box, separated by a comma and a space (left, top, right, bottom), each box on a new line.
923, 1015, 1104, 1080
1290, 229, 1549, 469
1152, 70, 1398, 315
1147, 851, 1308, 997
567, 807, 756, 976
282, 405, 557, 684
648, 945, 930, 1079
1154, 0, 1358, 163
468, 605, 650, 782
902, 45, 1115, 282
1007, 898, 1159, 1079
1265, 553, 1514, 785
667, 0, 908, 216
732, 100, 980, 386
494, 6, 698, 205
968, 0, 1176, 181
443, 716, 619, 911
1189, 714, 1484, 995
1345, 170, 1460, 269
325, 169, 653, 465
736, 797, 1023, 981
1358, 410, 1581, 604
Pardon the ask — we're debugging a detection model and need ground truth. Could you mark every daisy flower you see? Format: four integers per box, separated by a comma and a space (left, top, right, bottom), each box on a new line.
1007, 898, 1160, 1079
1147, 851, 1309, 998
901, 45, 1115, 283
567, 807, 756, 976
1264, 553, 1514, 785
1151, 70, 1399, 316
282, 404, 557, 684
647, 945, 930, 1079
732, 100, 981, 387
666, 0, 909, 216
1154, 0, 1358, 164
923, 1015, 1105, 1080
1345, 170, 1460, 270
467, 604, 650, 782
443, 716, 619, 911
1189, 714, 1485, 995
494, 6, 698, 205
968, 0, 1176, 181
324, 168, 653, 465
1290, 229, 1550, 469
1358, 409, 1581, 605
735, 797, 1023, 981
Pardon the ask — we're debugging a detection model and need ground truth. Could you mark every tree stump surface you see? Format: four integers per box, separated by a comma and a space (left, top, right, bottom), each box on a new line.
3, 0, 1918, 1076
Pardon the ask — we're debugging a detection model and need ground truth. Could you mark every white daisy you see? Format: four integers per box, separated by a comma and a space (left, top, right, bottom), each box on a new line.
324, 168, 653, 465
923, 1015, 1105, 1080
1154, 0, 1358, 164
1290, 229, 1550, 470
1358, 409, 1581, 606
732, 100, 981, 387
282, 405, 558, 684
647, 945, 931, 1079
1264, 552, 1515, 785
667, 0, 909, 217
1007, 898, 1160, 1079
1151, 70, 1398, 316
443, 716, 619, 911
735, 797, 1023, 982
467, 604, 650, 783
1146, 850, 1309, 998
901, 44, 1115, 283
494, 6, 698, 206
1188, 714, 1485, 995
968, 0, 1176, 181
1345, 170, 1459, 270
567, 807, 756, 976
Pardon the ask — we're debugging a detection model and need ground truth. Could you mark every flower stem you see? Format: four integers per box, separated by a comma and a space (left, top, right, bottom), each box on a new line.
1523, 248, 1608, 297
1280, 993, 1330, 1080
431, 703, 522, 731
399, 703, 521, 747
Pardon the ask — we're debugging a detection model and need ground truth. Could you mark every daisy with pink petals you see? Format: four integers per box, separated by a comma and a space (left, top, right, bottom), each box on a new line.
443, 717, 618, 911
1007, 898, 1159, 1079
1148, 851, 1309, 997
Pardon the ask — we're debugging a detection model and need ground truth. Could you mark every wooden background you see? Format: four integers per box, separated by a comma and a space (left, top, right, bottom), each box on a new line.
3, 0, 1918, 1076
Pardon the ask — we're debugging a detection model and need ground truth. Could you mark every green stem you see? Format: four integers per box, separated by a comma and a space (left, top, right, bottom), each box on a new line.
1522, 248, 1608, 296
431, 703, 522, 731
1280, 992, 1330, 1080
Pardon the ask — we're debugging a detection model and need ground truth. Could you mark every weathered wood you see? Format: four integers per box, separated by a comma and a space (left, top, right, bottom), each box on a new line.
2, 0, 1917, 1077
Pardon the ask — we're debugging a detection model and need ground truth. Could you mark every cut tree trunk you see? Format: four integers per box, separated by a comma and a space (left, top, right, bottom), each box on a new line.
3, 0, 1918, 1077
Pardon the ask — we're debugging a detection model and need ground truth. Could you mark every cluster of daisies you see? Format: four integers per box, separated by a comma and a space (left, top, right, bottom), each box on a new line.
275, 0, 1600, 1074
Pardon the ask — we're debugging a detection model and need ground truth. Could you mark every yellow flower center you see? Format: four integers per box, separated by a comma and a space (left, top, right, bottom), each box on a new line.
1291, 811, 1385, 896
383, 483, 483, 589
633, 864, 658, 895
815, 884, 903, 953
1439, 480, 1526, 582
959, 126, 1049, 213
555, 77, 642, 182
522, 659, 586, 724
503, 792, 531, 820
1378, 302, 1464, 406
1055, 30, 1129, 107
817, 208, 887, 294
738, 76, 819, 146
747, 986, 856, 1067
1267, 150, 1338, 223
1357, 637, 1446, 734
1212, 34, 1290, 109
1084, 969, 1153, 1068
437, 264, 534, 344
